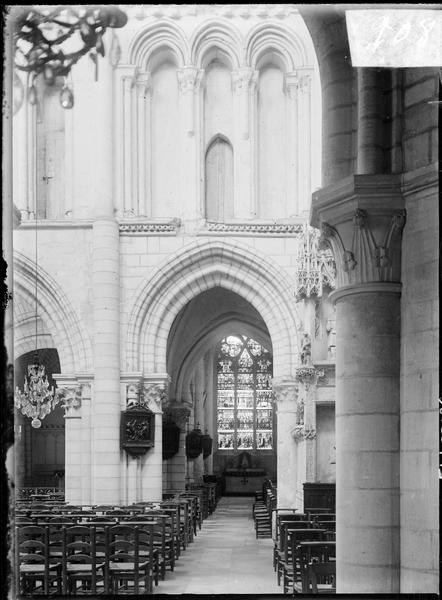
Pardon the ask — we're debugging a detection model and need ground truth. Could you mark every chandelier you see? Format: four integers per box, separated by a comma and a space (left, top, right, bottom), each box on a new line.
15, 356, 60, 429
13, 5, 127, 111
14, 212, 61, 428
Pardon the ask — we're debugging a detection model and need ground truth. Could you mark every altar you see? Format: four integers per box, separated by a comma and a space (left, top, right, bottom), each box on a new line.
224, 468, 267, 495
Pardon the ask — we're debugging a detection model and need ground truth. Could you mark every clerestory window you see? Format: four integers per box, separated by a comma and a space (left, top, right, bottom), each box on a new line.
217, 335, 273, 451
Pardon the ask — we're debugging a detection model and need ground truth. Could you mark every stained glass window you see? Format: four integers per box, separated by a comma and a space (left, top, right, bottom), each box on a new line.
217, 335, 273, 450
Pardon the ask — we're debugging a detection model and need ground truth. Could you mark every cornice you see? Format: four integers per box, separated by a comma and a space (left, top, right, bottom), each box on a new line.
202, 220, 304, 236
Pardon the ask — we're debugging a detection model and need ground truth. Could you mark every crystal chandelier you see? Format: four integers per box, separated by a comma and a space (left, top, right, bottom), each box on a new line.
13, 5, 127, 111
14, 210, 61, 428
15, 356, 60, 429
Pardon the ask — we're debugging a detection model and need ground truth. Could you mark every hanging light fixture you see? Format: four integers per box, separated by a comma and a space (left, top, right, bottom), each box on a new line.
14, 215, 60, 428
13, 5, 127, 111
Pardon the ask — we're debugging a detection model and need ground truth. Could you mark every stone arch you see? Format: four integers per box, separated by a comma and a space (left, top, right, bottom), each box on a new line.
190, 19, 242, 69
174, 315, 272, 402
245, 22, 308, 71
126, 239, 300, 377
14, 294, 55, 358
128, 19, 189, 69
14, 251, 93, 373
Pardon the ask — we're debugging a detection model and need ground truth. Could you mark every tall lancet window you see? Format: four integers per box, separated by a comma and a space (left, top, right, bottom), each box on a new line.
217, 335, 273, 451
36, 81, 65, 219
203, 58, 233, 221
257, 65, 286, 218
205, 136, 234, 221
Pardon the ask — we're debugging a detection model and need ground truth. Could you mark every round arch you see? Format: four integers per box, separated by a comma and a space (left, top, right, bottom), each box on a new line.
14, 251, 93, 373
125, 239, 301, 377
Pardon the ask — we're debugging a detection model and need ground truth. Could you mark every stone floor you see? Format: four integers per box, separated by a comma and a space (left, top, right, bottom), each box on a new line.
154, 496, 282, 595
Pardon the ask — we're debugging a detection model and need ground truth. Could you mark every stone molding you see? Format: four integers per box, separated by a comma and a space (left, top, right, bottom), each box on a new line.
311, 175, 405, 288
329, 282, 402, 304
204, 221, 303, 235
119, 219, 181, 234
125, 4, 298, 20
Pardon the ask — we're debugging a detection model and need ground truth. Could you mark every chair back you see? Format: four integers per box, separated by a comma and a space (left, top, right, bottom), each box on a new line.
305, 561, 336, 593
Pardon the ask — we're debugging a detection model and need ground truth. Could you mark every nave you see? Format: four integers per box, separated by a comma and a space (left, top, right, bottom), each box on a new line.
153, 496, 281, 595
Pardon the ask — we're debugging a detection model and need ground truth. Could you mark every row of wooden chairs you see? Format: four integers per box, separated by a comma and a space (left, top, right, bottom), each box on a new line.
272, 507, 336, 594
252, 479, 277, 538
15, 485, 218, 596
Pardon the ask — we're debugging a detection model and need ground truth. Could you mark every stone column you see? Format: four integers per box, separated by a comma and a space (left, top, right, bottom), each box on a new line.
203, 351, 214, 475
56, 380, 83, 505
297, 71, 313, 215
272, 376, 298, 508
232, 68, 258, 219
163, 401, 191, 493
193, 362, 205, 482
311, 174, 404, 592
140, 376, 170, 501
356, 68, 384, 174
284, 72, 299, 216
177, 66, 204, 222
91, 34, 121, 505
293, 365, 325, 499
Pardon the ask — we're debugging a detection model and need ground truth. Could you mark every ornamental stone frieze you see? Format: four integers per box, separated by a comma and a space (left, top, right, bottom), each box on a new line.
204, 221, 303, 236
311, 174, 405, 290
291, 424, 317, 442
119, 219, 181, 234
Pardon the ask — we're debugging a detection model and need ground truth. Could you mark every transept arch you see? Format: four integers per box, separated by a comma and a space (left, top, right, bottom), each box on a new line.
14, 251, 93, 373
126, 239, 301, 377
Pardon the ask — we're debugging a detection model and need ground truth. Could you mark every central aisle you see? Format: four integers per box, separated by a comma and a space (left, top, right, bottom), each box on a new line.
154, 496, 282, 595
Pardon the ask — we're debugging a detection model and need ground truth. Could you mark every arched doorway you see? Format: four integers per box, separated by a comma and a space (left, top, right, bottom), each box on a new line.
165, 287, 277, 494
15, 348, 65, 495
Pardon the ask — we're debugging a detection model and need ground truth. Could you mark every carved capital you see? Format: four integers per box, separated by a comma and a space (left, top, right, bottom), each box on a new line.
272, 376, 298, 408
311, 175, 405, 289
58, 385, 82, 415
135, 71, 151, 95
295, 366, 324, 389
177, 67, 204, 93
164, 401, 191, 430
291, 424, 317, 443
299, 73, 311, 94
231, 68, 258, 94
284, 72, 299, 99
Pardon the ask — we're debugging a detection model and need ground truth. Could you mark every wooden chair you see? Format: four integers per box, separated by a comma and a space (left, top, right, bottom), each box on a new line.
303, 561, 336, 593
105, 526, 151, 595
15, 530, 62, 596
298, 541, 336, 593
63, 541, 105, 595
281, 529, 326, 594
274, 520, 314, 575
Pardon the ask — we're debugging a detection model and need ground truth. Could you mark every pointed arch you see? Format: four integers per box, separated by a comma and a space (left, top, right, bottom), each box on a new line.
205, 135, 234, 221
13, 251, 93, 372
246, 22, 308, 71
190, 19, 243, 69
128, 18, 189, 69
125, 239, 301, 377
